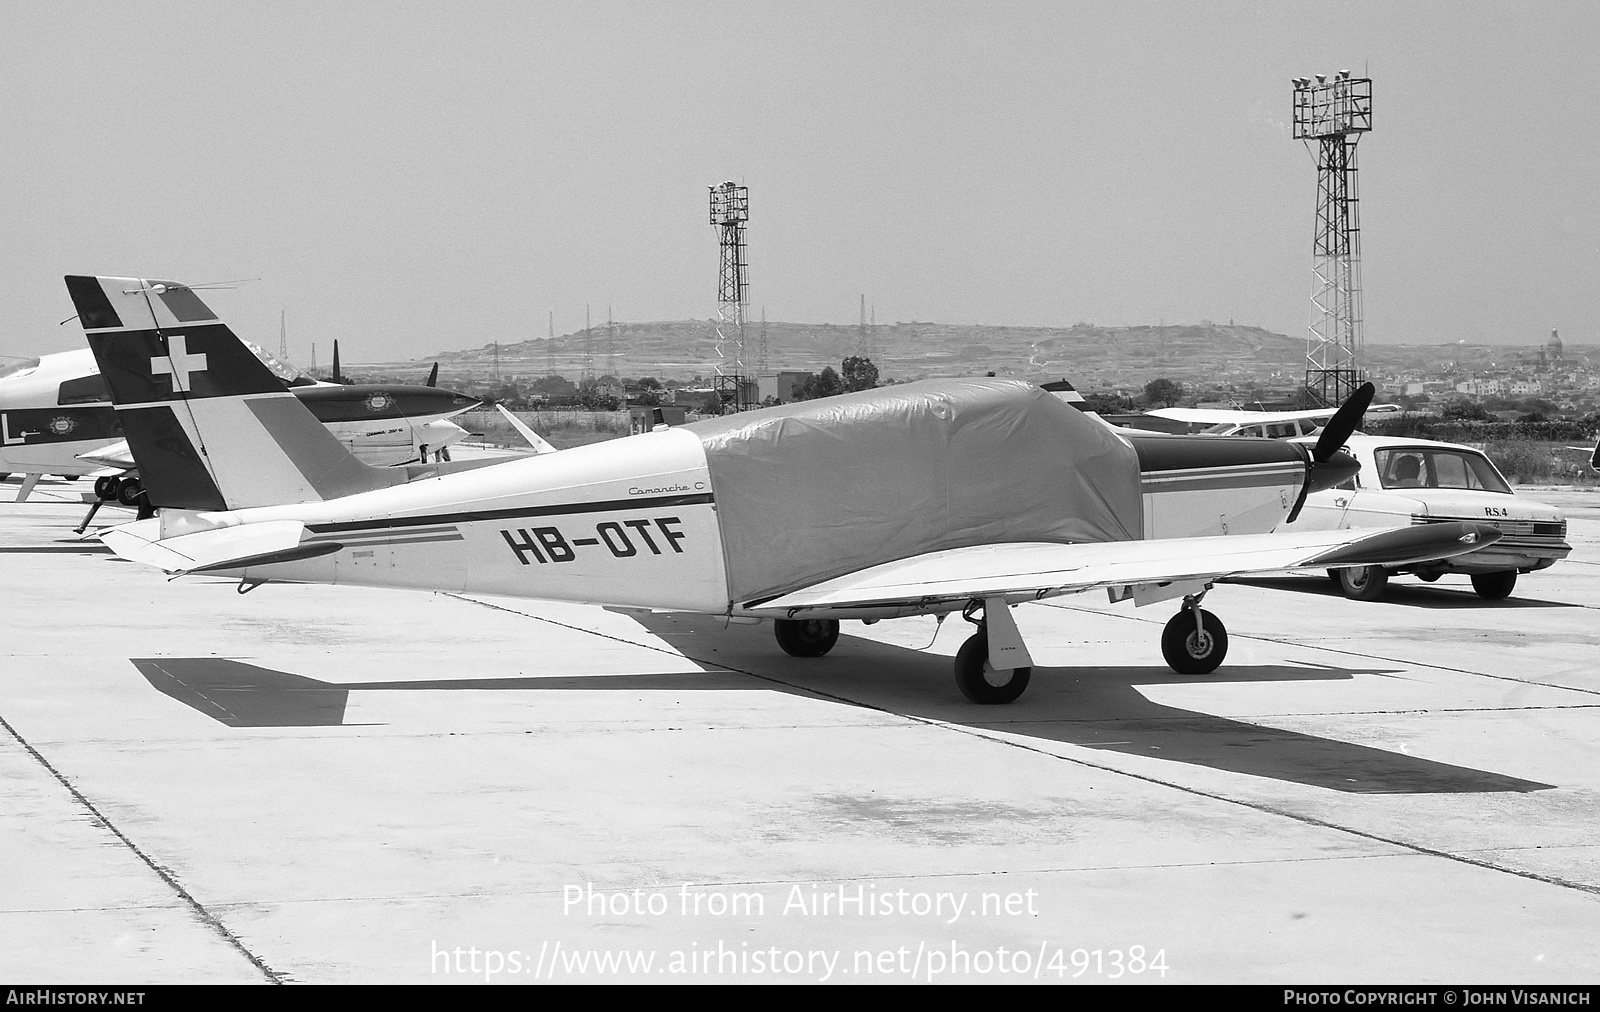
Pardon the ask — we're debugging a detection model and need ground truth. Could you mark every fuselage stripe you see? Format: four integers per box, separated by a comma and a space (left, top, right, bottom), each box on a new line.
302, 491, 716, 535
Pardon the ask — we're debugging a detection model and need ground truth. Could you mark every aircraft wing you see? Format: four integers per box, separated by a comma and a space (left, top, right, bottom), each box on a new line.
1146, 406, 1334, 425
747, 522, 1499, 614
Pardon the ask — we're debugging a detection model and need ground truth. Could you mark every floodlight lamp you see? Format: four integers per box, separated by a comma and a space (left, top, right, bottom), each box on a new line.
1316, 74, 1327, 83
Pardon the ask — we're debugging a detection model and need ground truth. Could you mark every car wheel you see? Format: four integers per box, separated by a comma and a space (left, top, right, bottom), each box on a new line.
1470, 571, 1517, 601
1337, 565, 1389, 601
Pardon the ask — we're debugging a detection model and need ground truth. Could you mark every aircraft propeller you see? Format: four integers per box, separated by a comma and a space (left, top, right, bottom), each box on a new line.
426, 362, 439, 387
1286, 382, 1372, 523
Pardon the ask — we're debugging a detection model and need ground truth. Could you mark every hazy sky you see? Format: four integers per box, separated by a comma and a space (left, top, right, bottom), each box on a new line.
3, 1, 1596, 365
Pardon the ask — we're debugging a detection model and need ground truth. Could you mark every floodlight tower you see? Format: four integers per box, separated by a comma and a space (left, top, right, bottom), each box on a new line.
581, 304, 595, 382
1292, 70, 1372, 406
709, 181, 752, 411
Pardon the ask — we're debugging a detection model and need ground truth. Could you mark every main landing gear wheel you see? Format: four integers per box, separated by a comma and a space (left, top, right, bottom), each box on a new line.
1336, 565, 1389, 602
953, 629, 1031, 704
774, 618, 839, 657
1161, 608, 1228, 675
115, 478, 143, 508
1471, 570, 1517, 600
94, 476, 119, 500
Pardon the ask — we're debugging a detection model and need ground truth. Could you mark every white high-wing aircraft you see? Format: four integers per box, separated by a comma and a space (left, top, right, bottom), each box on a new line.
1146, 403, 1402, 438
72, 276, 1501, 704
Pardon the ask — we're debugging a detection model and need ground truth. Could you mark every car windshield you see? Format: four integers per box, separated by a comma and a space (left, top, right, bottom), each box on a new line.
1374, 447, 1512, 494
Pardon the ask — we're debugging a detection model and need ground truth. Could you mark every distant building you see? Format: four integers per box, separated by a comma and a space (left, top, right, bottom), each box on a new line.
629, 405, 688, 433
758, 370, 815, 404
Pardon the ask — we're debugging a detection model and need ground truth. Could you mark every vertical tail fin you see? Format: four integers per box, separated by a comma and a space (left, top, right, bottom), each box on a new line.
64, 276, 399, 511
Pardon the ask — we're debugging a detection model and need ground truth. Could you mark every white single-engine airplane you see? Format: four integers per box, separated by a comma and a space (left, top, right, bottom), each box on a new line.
71, 276, 1502, 704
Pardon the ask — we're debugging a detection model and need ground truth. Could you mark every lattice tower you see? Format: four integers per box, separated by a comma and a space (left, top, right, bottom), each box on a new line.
1293, 71, 1372, 406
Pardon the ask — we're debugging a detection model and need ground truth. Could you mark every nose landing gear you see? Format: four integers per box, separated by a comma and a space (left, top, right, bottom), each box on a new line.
1160, 592, 1228, 675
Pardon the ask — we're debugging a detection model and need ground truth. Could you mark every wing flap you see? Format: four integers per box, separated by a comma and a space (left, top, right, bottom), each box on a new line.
751, 522, 1500, 613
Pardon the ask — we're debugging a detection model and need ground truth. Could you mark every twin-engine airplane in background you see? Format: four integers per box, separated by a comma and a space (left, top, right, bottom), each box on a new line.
70, 276, 1503, 704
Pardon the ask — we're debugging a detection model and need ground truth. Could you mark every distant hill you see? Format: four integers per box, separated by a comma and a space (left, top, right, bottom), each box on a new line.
351, 320, 1593, 394
416, 319, 1312, 390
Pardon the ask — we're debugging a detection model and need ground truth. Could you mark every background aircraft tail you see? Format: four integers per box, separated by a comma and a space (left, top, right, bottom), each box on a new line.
64, 276, 399, 511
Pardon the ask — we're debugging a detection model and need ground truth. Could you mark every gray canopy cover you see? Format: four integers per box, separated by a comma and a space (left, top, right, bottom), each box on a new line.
686, 379, 1143, 605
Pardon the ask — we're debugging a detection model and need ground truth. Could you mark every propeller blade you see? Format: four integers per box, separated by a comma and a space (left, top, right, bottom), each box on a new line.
1286, 445, 1360, 524
426, 362, 439, 387
332, 341, 342, 384
1313, 382, 1375, 462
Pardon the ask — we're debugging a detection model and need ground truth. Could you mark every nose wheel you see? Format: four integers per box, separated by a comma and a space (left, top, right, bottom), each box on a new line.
1160, 596, 1228, 675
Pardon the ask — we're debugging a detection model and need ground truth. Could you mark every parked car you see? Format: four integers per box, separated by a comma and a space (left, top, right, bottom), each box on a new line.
1279, 433, 1570, 601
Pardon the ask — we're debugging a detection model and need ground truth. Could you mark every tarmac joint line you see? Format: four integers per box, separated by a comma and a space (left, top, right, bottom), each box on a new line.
0, 714, 284, 983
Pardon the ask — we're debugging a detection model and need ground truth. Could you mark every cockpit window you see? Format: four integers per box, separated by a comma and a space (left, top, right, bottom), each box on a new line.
58, 375, 110, 404
1375, 447, 1511, 494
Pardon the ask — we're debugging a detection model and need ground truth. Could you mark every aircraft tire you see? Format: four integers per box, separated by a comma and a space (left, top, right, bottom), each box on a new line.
1337, 565, 1388, 601
1160, 609, 1228, 675
116, 478, 143, 508
774, 618, 839, 657
1470, 570, 1517, 601
953, 630, 1031, 704
94, 476, 119, 500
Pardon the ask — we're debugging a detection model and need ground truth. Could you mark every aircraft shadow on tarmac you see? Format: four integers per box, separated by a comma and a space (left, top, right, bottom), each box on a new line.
1225, 574, 1574, 610
130, 612, 1552, 796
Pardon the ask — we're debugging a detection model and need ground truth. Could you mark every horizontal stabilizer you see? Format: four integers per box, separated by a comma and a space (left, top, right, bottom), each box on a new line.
495, 404, 559, 454
751, 522, 1502, 614
100, 518, 320, 575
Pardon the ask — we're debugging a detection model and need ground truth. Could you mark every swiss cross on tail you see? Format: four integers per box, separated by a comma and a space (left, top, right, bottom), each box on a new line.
151, 335, 208, 393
